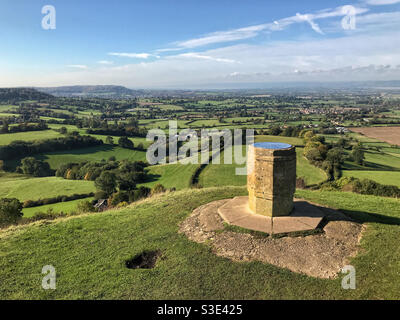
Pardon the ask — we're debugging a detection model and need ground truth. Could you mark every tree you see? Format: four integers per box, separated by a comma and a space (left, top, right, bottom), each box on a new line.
0, 198, 23, 226
59, 127, 67, 134
1, 121, 9, 134
352, 146, 365, 165
106, 136, 114, 145
20, 157, 52, 177
326, 148, 345, 166
95, 171, 117, 195
136, 142, 145, 151
118, 136, 134, 149
117, 172, 137, 191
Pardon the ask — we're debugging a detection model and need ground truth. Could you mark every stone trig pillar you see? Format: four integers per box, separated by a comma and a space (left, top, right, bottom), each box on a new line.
247, 142, 296, 217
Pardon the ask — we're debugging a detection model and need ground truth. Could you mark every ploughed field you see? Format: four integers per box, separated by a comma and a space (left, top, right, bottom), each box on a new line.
350, 127, 400, 146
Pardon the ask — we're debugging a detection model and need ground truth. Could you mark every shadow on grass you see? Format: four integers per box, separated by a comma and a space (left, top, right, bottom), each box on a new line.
342, 161, 397, 171
294, 201, 400, 228
143, 173, 161, 183
340, 209, 400, 226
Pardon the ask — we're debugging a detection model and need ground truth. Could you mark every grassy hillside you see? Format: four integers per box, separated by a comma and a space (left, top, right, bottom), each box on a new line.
140, 163, 199, 190
0, 173, 95, 202
1, 187, 400, 299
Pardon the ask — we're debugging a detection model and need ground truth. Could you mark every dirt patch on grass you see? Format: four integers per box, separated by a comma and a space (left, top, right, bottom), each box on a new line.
125, 250, 162, 269
179, 200, 364, 279
350, 126, 400, 146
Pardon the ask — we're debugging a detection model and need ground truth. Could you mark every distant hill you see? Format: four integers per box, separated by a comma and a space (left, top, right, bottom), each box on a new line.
36, 85, 146, 98
0, 88, 53, 103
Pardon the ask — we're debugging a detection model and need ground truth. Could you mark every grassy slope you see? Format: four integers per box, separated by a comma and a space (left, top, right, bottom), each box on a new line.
1, 187, 400, 299
140, 163, 199, 190
0, 174, 95, 202
22, 197, 94, 218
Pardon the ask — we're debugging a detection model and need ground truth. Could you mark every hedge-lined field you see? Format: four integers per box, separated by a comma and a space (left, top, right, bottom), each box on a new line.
0, 173, 95, 202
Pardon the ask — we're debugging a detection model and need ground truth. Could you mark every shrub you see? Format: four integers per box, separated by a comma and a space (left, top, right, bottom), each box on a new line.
129, 186, 151, 202
116, 201, 128, 208
76, 200, 95, 213
320, 177, 400, 198
110, 191, 129, 206
118, 136, 134, 149
0, 198, 23, 226
151, 184, 166, 195
296, 177, 306, 189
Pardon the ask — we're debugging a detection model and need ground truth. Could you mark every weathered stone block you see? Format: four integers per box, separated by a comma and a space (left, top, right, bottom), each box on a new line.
247, 142, 296, 217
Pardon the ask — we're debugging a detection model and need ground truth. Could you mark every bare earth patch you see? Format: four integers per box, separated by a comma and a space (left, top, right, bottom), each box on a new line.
350, 126, 400, 146
179, 200, 364, 279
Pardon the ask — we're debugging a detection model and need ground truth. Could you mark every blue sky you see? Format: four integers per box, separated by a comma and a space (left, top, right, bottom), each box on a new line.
1, 0, 400, 88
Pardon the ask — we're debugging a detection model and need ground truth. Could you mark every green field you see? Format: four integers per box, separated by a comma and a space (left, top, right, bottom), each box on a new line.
1, 187, 400, 299
255, 135, 304, 146
140, 163, 199, 190
36, 145, 147, 169
342, 171, 400, 187
0, 130, 62, 145
47, 124, 152, 148
22, 197, 94, 218
0, 173, 95, 202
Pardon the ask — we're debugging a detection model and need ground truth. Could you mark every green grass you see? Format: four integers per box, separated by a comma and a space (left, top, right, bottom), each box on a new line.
0, 174, 95, 202
0, 105, 17, 112
0, 130, 62, 145
36, 145, 147, 169
1, 187, 400, 299
343, 150, 400, 171
296, 147, 327, 185
342, 170, 400, 187
46, 124, 152, 148
255, 135, 304, 146
22, 197, 94, 218
140, 163, 199, 190
0, 113, 20, 118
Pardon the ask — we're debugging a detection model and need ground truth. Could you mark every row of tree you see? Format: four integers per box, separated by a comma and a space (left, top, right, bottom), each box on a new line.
1, 122, 48, 134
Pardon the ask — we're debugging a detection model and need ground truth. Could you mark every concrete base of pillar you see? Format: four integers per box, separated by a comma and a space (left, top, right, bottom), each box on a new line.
218, 196, 325, 234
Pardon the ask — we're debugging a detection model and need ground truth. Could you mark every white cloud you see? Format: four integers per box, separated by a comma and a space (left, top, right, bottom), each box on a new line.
174, 24, 270, 49
177, 53, 238, 63
160, 6, 368, 51
295, 13, 324, 34
97, 60, 114, 65
365, 0, 400, 5
108, 52, 159, 59
66, 65, 88, 69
